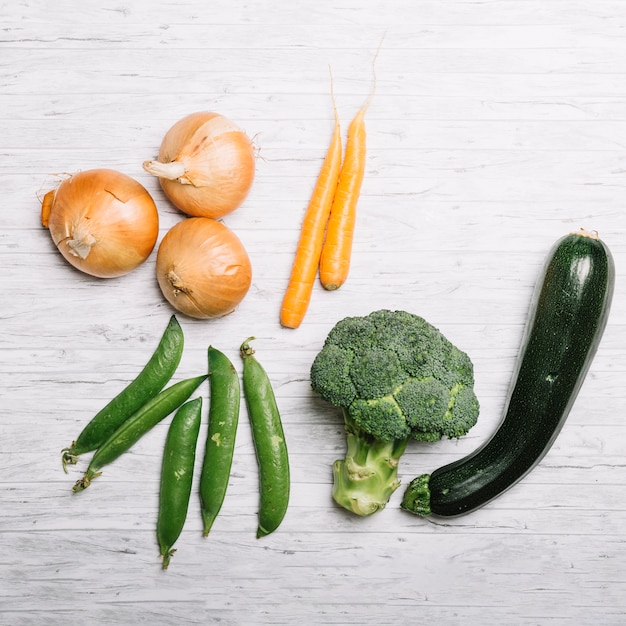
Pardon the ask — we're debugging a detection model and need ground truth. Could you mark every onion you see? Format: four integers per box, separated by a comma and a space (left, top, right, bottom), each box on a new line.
143, 112, 256, 219
156, 217, 252, 319
41, 169, 159, 278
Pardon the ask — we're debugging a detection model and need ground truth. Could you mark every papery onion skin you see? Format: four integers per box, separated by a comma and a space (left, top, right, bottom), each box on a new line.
42, 169, 159, 278
143, 112, 255, 219
156, 217, 252, 319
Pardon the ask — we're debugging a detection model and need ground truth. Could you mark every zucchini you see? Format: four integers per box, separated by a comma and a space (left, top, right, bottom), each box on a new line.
402, 229, 615, 517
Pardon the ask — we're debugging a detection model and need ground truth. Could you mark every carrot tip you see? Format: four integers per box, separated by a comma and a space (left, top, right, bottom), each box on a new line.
279, 314, 302, 329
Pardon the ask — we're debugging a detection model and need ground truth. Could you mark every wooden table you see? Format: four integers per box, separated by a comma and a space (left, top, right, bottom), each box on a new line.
2, 1, 625, 624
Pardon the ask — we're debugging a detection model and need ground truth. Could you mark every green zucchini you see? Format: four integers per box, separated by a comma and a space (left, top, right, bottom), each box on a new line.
402, 229, 615, 517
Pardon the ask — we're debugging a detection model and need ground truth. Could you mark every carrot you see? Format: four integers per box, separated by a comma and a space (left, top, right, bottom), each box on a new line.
319, 49, 379, 291
280, 76, 342, 328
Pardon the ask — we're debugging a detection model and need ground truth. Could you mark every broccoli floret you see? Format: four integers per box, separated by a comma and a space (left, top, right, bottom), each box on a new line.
309, 344, 356, 407
310, 309, 480, 516
349, 348, 408, 400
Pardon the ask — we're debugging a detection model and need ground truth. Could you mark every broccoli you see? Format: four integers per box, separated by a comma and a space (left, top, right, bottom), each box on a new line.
310, 309, 479, 516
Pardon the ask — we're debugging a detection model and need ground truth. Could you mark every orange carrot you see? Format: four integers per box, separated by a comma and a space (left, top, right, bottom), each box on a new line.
318, 107, 367, 291
280, 82, 342, 328
319, 49, 378, 291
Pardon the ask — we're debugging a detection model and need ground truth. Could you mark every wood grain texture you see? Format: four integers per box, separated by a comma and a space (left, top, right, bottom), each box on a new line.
2, 1, 626, 624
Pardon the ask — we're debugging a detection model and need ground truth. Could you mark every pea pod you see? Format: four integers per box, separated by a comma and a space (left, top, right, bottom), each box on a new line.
62, 316, 185, 471
157, 397, 202, 570
72, 374, 207, 493
240, 338, 290, 538
200, 347, 240, 537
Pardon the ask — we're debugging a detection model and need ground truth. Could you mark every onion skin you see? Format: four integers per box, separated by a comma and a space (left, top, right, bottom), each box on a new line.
42, 169, 159, 278
156, 217, 252, 319
143, 112, 255, 219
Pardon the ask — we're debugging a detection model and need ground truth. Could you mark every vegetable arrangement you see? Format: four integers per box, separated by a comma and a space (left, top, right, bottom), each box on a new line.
402, 229, 615, 517
308, 230, 614, 519
42, 111, 256, 320
65, 316, 290, 569
42, 47, 618, 559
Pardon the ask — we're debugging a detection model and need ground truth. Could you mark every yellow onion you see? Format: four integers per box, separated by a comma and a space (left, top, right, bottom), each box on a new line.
156, 217, 252, 319
41, 169, 159, 278
143, 112, 256, 219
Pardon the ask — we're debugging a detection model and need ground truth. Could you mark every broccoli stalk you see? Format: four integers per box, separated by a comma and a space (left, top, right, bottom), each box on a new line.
310, 309, 480, 516
333, 410, 408, 516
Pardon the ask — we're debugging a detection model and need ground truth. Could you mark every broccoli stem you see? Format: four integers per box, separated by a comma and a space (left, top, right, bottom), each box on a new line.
332, 410, 408, 516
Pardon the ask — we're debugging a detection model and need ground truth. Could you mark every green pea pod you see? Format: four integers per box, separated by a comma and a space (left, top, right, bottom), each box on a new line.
62, 316, 185, 471
72, 374, 207, 493
157, 397, 202, 570
200, 346, 240, 537
240, 338, 290, 538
